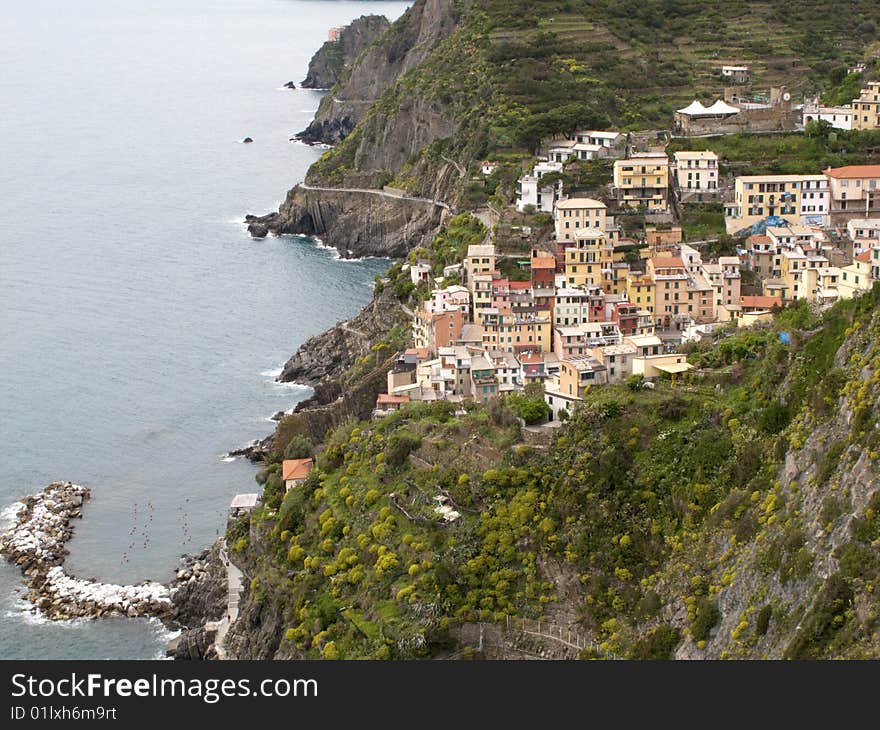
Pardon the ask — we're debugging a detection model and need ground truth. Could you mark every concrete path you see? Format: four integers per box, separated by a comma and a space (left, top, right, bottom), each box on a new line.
214, 542, 243, 660
298, 182, 451, 211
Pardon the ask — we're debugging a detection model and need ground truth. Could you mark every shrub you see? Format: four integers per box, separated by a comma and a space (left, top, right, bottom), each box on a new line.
283, 434, 313, 460
385, 429, 422, 469
631, 625, 680, 659
506, 392, 550, 425
626, 374, 645, 391
690, 597, 721, 642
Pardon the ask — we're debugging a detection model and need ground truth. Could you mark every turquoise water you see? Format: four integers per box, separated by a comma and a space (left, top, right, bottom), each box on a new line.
0, 0, 410, 659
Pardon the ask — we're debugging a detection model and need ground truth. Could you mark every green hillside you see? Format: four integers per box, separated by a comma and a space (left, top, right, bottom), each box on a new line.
309, 0, 880, 197
232, 248, 880, 659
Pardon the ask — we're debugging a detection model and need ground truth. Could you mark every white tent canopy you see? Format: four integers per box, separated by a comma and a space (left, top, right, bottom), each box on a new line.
677, 99, 740, 116
705, 99, 740, 115
677, 100, 710, 116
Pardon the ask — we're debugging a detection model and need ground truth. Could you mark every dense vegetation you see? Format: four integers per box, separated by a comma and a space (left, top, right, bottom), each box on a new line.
233, 285, 880, 659
668, 128, 880, 176
309, 0, 880, 203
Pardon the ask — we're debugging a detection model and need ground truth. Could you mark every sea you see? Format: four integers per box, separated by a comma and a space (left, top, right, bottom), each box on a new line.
0, 0, 411, 659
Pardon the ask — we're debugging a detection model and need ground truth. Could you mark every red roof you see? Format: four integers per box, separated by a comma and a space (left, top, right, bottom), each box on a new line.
282, 458, 313, 482
825, 165, 880, 179
855, 251, 872, 263
740, 295, 781, 309
509, 281, 532, 290
404, 347, 430, 359
377, 394, 410, 404
747, 234, 772, 244
651, 256, 685, 268
530, 256, 557, 269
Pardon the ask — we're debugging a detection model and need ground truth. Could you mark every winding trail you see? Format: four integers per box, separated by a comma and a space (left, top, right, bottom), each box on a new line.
214, 542, 243, 660
297, 182, 452, 211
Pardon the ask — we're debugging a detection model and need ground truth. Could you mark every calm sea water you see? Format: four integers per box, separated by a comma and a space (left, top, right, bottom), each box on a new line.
0, 0, 410, 659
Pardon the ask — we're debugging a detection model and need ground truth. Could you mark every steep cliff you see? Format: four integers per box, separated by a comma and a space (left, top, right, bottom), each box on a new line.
297, 0, 459, 146
279, 287, 407, 385
301, 15, 391, 91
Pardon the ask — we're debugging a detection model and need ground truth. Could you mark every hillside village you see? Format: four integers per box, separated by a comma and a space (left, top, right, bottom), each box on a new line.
373, 73, 880, 423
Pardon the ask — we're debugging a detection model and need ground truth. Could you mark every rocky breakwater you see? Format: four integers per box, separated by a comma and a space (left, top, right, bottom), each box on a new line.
0, 482, 171, 621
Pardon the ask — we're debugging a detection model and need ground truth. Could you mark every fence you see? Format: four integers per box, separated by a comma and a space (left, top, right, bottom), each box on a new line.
504, 616, 619, 659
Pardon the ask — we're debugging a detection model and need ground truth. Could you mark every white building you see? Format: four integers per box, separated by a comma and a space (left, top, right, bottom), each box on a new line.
721, 65, 750, 83
847, 218, 880, 254
516, 160, 564, 212
569, 129, 624, 150
803, 97, 852, 130
554, 287, 595, 327
673, 150, 719, 201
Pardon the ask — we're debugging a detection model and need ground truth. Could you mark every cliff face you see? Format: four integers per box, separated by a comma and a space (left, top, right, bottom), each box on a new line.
297, 0, 459, 146
246, 186, 448, 258
301, 15, 391, 91
279, 287, 406, 385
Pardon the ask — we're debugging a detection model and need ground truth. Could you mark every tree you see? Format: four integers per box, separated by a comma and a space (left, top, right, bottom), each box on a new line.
283, 434, 313, 460
506, 392, 550, 425
805, 118, 833, 141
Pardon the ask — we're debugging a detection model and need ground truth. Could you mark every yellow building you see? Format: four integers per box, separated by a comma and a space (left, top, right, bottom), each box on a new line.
563, 229, 614, 289
559, 355, 607, 397
851, 81, 880, 130
780, 247, 829, 302
625, 270, 655, 319
724, 174, 828, 233
613, 153, 669, 211
554, 197, 608, 242
481, 309, 552, 354
838, 251, 875, 299
464, 244, 496, 289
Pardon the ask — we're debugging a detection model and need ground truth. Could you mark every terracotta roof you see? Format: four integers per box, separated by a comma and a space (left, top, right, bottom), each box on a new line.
404, 347, 430, 359
509, 281, 532, 290
651, 256, 685, 268
741, 295, 781, 309
377, 394, 411, 404
825, 165, 880, 179
855, 251, 872, 263
530, 256, 557, 269
282, 458, 313, 482
747, 234, 772, 244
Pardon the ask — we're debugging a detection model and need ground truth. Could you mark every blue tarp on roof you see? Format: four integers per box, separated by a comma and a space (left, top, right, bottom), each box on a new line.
733, 215, 791, 239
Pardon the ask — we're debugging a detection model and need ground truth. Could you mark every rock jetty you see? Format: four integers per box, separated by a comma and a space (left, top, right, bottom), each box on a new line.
0, 482, 171, 621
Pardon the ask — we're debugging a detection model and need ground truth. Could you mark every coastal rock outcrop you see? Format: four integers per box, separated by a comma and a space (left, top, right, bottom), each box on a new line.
297, 0, 457, 146
245, 186, 446, 258
167, 542, 227, 628
0, 482, 171, 621
300, 15, 390, 91
166, 541, 228, 660
279, 287, 407, 385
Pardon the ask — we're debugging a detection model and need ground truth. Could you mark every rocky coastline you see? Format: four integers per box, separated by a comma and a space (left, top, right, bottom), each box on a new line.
299, 14, 390, 93
245, 185, 445, 258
